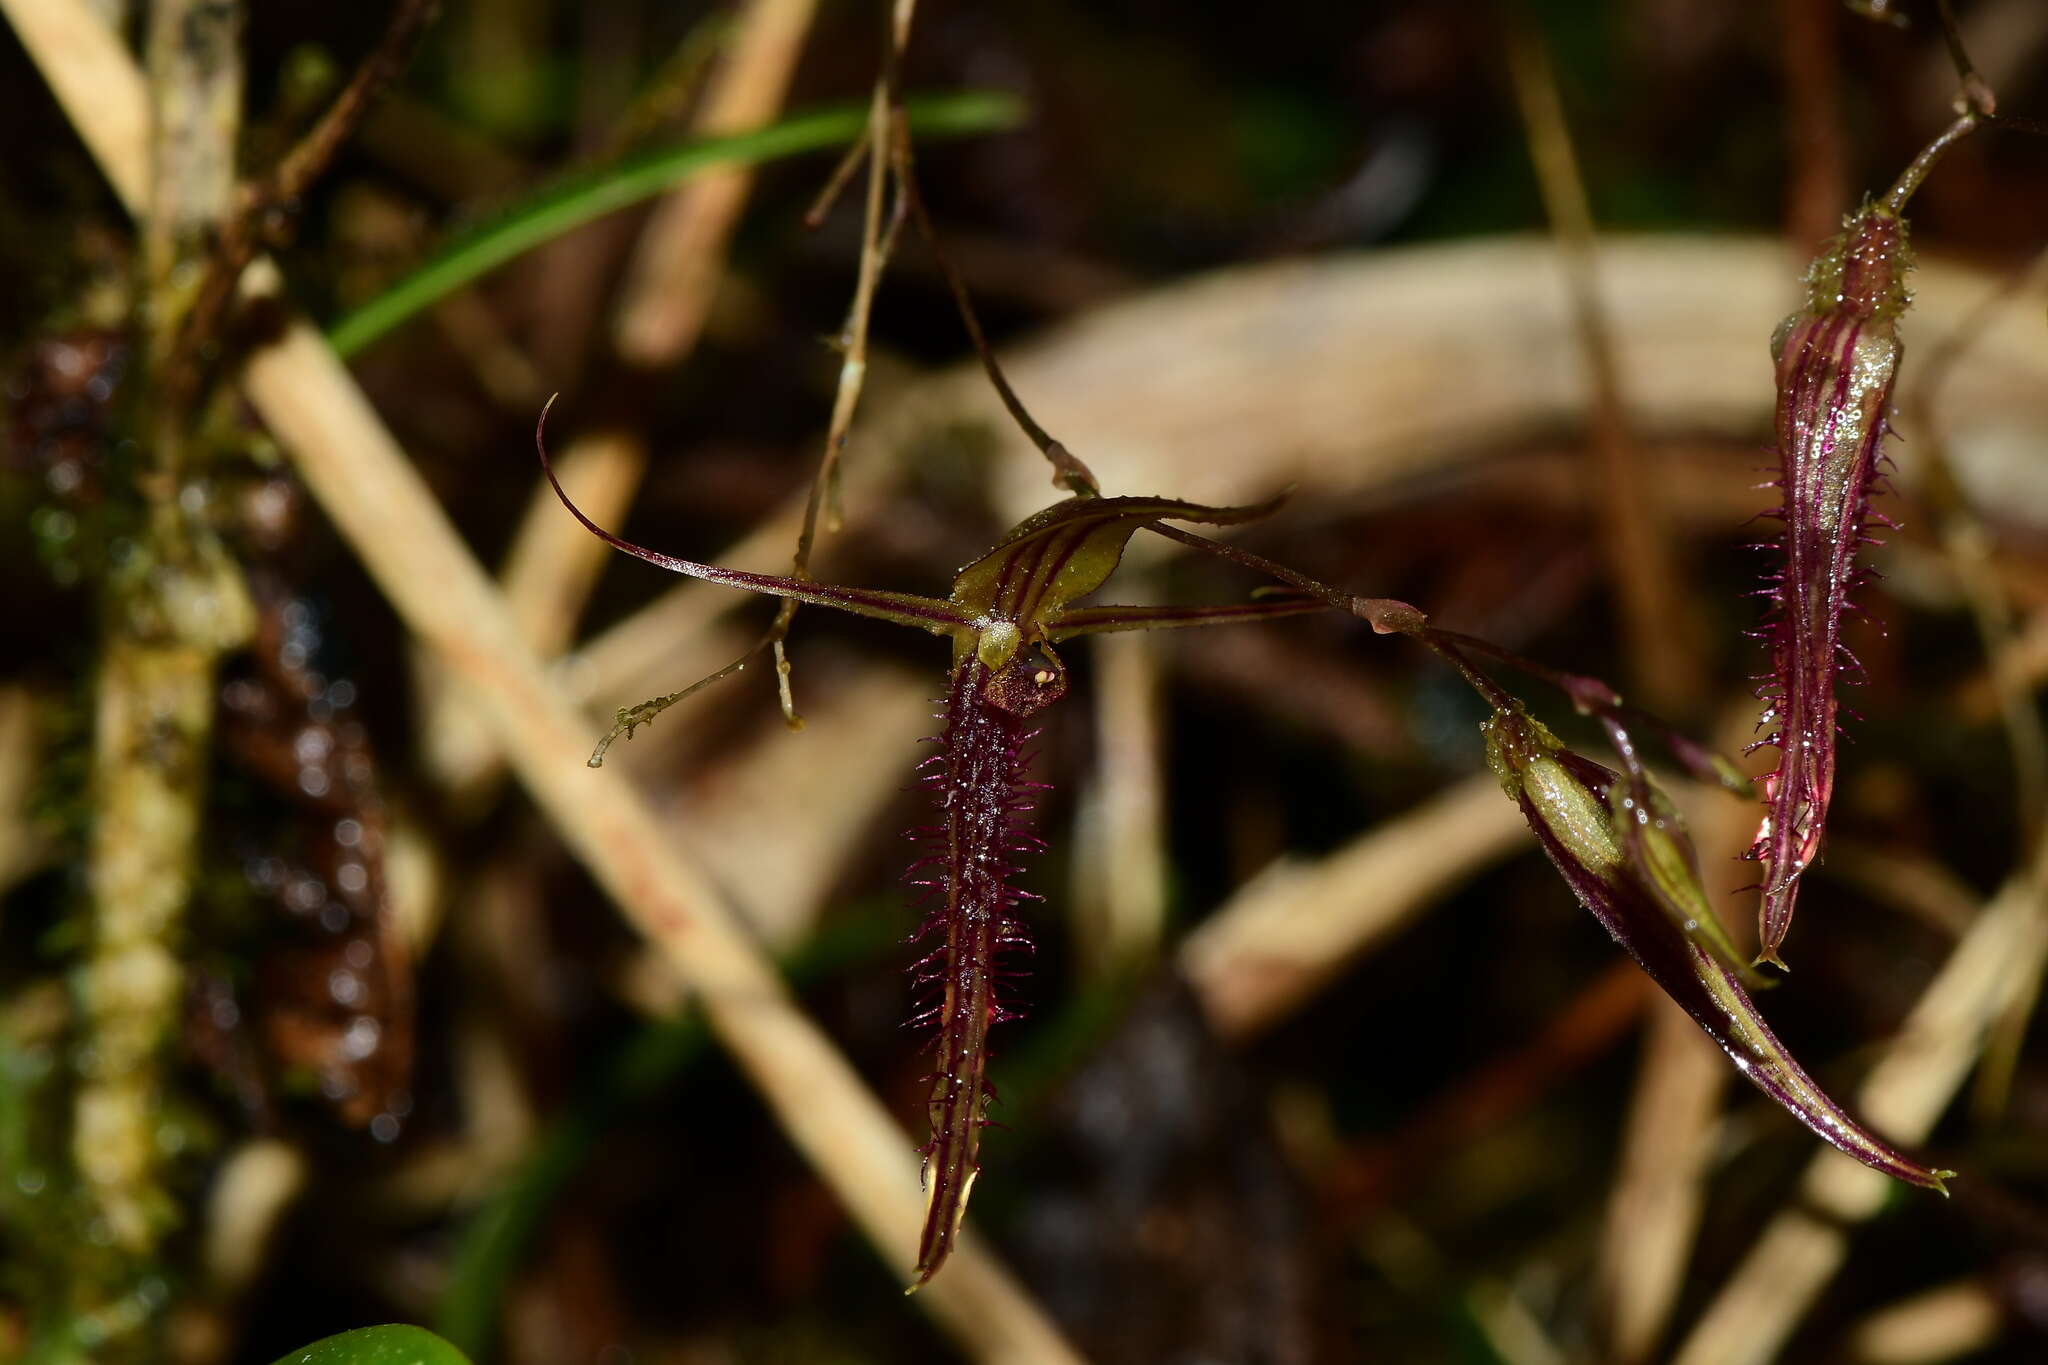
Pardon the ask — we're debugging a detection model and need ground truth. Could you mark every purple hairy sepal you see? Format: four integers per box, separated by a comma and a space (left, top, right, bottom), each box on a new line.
905, 649, 1061, 1289
903, 492, 1305, 1290
1749, 203, 1910, 966
1484, 703, 1953, 1193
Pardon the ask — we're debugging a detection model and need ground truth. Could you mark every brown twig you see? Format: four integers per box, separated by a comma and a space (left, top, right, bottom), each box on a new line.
1072, 624, 1171, 977
0, 687, 47, 897
1905, 249, 2048, 857
758, 0, 918, 726
1500, 10, 1703, 711
612, 0, 820, 365
1844, 1276, 2003, 1363
589, 13, 730, 166
1598, 996, 1728, 1364
163, 0, 438, 423
1783, 0, 1850, 257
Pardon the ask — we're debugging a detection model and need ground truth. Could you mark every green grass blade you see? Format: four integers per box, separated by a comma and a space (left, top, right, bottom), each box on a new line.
326, 91, 1025, 359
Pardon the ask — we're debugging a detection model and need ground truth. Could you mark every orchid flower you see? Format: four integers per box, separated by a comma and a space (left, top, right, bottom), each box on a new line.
539, 408, 1323, 1286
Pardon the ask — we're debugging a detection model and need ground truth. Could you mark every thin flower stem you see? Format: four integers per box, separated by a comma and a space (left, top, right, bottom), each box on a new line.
1935, 0, 1998, 117
1144, 521, 1532, 712
1881, 110, 1980, 213
889, 122, 1100, 497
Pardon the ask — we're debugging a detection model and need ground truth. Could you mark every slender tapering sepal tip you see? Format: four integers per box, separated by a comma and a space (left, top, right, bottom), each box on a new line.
1486, 704, 1954, 1194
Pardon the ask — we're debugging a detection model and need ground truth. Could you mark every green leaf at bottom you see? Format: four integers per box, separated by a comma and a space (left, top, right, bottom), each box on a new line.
268, 1324, 474, 1365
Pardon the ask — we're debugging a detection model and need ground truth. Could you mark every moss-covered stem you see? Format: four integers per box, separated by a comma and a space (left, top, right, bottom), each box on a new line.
76, 0, 253, 1265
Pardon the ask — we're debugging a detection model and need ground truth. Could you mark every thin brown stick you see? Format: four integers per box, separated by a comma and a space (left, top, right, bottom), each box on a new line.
1844, 1277, 2003, 1363
806, 130, 872, 228
1935, 0, 1999, 117
1820, 842, 1980, 938
164, 0, 437, 421
760, 0, 918, 724
16, 5, 1080, 1352
1468, 1280, 1572, 1365
1501, 11, 1702, 710
1598, 997, 1727, 1364
1906, 250, 2048, 854
1782, 0, 1849, 257
0, 687, 47, 897
590, 13, 730, 165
